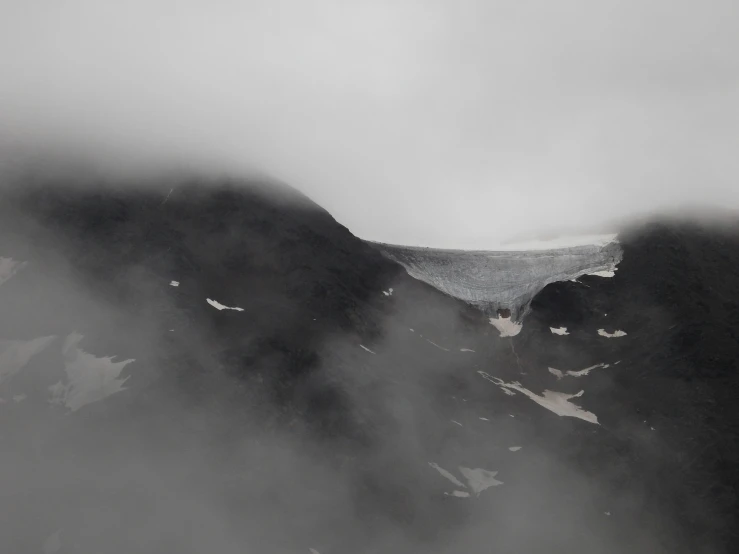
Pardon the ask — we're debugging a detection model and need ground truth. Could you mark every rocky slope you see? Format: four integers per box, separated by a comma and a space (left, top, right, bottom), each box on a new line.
0, 174, 737, 554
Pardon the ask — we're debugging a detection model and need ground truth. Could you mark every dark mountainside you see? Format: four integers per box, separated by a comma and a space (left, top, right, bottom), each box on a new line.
0, 175, 738, 553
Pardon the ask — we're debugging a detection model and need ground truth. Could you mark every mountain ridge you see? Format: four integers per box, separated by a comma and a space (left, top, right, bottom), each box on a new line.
1, 175, 738, 553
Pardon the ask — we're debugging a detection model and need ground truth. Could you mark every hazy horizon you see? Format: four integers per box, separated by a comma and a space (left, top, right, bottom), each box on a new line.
2, 0, 738, 248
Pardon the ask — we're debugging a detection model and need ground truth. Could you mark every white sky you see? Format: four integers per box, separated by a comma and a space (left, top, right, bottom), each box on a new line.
1, 0, 738, 248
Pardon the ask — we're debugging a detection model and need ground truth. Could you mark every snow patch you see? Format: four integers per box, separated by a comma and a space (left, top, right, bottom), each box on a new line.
508, 446, 522, 452
589, 269, 615, 278
549, 363, 608, 379
425, 338, 449, 351
0, 336, 56, 385
48, 333, 134, 412
0, 257, 26, 287
451, 420, 463, 427
428, 462, 466, 488
598, 329, 627, 338
445, 490, 471, 498
478, 371, 599, 425
566, 363, 609, 377
479, 417, 489, 421
460, 348, 476, 352
206, 298, 244, 311
169, 280, 179, 287
382, 288, 394, 296
459, 466, 503, 495
548, 367, 564, 379
549, 327, 569, 336
489, 316, 522, 338
359, 344, 376, 354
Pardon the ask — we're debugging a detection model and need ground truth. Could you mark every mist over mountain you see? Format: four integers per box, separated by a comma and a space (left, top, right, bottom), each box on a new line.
1, 168, 738, 553
2, 1, 739, 551
3, 0, 739, 247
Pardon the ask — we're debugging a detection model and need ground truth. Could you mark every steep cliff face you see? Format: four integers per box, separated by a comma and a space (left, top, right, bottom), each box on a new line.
370, 239, 622, 319
0, 175, 737, 554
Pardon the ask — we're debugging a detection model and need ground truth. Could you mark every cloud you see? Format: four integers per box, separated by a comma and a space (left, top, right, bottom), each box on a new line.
1, 0, 738, 247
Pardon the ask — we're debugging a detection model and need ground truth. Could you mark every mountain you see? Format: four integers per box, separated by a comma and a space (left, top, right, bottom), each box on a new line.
0, 174, 737, 554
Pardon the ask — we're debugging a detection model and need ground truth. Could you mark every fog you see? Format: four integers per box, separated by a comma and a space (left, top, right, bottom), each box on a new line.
2, 180, 701, 553
0, 5, 733, 549
2, 0, 738, 248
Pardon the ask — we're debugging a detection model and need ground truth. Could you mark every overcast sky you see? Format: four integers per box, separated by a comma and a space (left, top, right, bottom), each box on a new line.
2, 0, 738, 248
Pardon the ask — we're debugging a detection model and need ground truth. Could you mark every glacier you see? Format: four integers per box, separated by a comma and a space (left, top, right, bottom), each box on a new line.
369, 235, 621, 319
